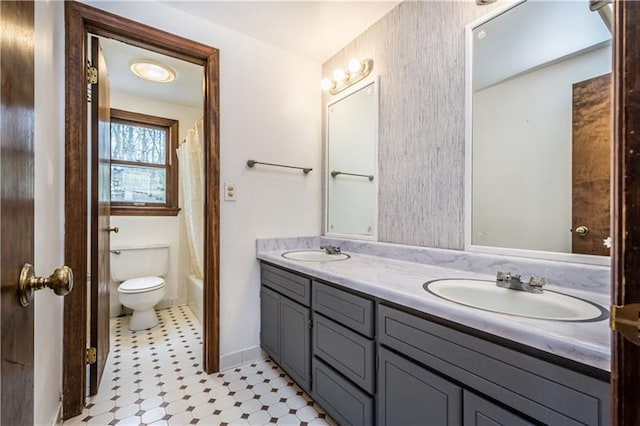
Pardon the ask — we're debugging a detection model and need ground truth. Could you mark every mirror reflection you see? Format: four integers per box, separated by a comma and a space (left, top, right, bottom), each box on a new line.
326, 80, 378, 238
468, 0, 612, 260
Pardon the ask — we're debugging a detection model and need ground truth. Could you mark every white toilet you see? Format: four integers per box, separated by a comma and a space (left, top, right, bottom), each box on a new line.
110, 244, 169, 331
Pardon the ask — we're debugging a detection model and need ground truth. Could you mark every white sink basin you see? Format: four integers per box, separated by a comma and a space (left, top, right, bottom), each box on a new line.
425, 279, 607, 321
282, 250, 350, 262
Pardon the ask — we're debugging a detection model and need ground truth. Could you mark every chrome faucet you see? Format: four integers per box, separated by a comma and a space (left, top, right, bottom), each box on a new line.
495, 271, 545, 294
320, 245, 342, 255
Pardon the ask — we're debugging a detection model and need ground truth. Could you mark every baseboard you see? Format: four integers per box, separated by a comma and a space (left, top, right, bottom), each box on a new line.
156, 298, 188, 310
172, 296, 188, 306
53, 399, 63, 426
220, 346, 266, 371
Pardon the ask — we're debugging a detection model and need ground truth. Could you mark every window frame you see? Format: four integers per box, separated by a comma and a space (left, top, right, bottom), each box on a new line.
109, 108, 180, 216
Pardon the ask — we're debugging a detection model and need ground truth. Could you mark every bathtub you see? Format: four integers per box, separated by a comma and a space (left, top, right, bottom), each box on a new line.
187, 274, 203, 324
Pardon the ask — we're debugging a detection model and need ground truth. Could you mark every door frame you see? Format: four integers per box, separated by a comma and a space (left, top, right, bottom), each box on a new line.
611, 0, 640, 424
63, 1, 220, 418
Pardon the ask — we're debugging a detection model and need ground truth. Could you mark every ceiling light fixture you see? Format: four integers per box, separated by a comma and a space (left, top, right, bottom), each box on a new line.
129, 59, 177, 83
320, 58, 374, 96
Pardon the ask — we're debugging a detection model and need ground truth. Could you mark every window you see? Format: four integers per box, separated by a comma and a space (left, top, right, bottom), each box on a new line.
110, 109, 179, 216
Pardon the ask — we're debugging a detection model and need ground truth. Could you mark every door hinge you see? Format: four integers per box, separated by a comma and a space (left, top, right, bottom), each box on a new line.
86, 347, 97, 365
87, 65, 98, 85
308, 319, 313, 329
610, 304, 640, 346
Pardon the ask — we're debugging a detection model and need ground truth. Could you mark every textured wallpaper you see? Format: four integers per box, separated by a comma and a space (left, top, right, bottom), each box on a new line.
322, 1, 500, 250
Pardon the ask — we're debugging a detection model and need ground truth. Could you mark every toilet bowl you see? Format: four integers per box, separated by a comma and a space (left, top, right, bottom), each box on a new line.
118, 276, 166, 331
111, 244, 169, 331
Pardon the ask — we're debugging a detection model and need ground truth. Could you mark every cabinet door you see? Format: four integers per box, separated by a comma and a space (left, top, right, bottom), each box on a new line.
280, 296, 311, 392
378, 347, 462, 426
260, 286, 281, 363
463, 391, 534, 426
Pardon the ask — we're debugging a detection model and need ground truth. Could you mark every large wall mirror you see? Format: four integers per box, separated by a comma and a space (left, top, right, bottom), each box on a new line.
465, 0, 612, 265
325, 79, 378, 239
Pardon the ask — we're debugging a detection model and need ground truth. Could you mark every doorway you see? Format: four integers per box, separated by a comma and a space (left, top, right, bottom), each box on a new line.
64, 1, 220, 419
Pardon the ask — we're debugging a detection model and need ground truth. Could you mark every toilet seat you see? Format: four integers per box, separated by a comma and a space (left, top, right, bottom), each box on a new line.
118, 276, 165, 294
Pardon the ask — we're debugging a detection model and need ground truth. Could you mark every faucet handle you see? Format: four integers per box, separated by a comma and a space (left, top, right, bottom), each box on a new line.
497, 271, 521, 281
496, 271, 510, 281
528, 275, 545, 288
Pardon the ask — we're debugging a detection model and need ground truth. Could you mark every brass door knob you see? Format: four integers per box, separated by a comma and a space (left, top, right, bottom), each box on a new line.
107, 226, 119, 233
575, 225, 590, 237
19, 263, 73, 307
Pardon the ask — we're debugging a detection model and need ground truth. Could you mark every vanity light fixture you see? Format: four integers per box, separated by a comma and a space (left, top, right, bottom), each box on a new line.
129, 58, 177, 83
320, 58, 374, 95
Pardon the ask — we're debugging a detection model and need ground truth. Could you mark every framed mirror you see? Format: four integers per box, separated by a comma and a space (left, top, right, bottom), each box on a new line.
465, 0, 612, 265
325, 78, 379, 239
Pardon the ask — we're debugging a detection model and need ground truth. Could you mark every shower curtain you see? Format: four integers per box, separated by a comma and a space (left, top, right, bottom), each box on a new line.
177, 119, 204, 278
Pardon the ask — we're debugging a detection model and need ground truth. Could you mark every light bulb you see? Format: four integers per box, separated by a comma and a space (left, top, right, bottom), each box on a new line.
320, 78, 334, 91
348, 58, 362, 74
333, 68, 347, 82
129, 59, 176, 83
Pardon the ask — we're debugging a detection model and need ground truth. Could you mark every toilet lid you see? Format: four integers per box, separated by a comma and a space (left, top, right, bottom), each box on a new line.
119, 276, 165, 293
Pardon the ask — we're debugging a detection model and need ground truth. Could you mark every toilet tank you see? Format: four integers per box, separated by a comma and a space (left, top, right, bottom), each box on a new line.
110, 244, 169, 282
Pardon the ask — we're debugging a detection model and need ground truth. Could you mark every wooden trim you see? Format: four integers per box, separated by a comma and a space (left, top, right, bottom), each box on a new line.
111, 108, 177, 128
109, 108, 179, 212
63, 2, 89, 417
110, 159, 166, 169
612, 1, 640, 425
203, 53, 221, 372
64, 1, 220, 418
110, 206, 180, 217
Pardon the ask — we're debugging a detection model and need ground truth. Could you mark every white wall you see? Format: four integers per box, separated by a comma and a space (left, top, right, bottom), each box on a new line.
85, 1, 323, 361
109, 91, 202, 316
472, 46, 611, 252
34, 1, 65, 424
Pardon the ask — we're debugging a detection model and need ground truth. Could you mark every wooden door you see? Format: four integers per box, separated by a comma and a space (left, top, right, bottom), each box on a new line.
611, 1, 640, 424
0, 1, 35, 424
572, 73, 611, 256
89, 36, 111, 396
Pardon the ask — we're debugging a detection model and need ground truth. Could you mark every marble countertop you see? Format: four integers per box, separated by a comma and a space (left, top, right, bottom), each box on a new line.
257, 249, 611, 373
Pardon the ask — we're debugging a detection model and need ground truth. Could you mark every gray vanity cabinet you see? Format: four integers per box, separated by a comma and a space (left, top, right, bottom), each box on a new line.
259, 263, 312, 392
378, 345, 535, 426
260, 261, 610, 426
378, 304, 610, 426
311, 281, 376, 425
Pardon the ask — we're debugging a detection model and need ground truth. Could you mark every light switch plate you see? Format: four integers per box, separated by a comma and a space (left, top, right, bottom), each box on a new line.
224, 182, 237, 201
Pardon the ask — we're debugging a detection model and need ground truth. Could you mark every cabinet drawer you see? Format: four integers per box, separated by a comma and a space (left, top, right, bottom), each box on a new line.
261, 263, 311, 306
378, 346, 462, 426
312, 358, 374, 426
463, 391, 534, 426
313, 313, 375, 393
312, 281, 374, 337
378, 304, 609, 426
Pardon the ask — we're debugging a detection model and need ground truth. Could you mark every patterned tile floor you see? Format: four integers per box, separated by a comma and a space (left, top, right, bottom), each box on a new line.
64, 306, 334, 426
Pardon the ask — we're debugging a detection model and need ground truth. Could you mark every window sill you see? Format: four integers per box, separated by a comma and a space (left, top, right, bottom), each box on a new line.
110, 206, 181, 217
